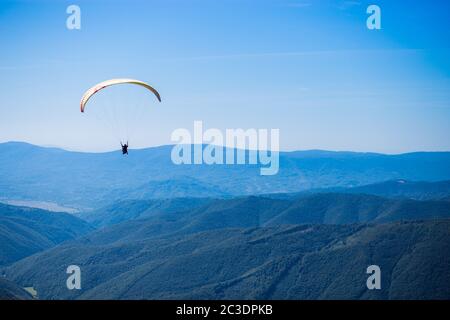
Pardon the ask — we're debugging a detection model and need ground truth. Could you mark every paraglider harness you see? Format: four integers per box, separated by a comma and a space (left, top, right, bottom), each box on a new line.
121, 142, 129, 155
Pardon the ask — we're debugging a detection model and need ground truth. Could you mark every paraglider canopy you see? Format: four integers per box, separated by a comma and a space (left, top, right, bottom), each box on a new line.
80, 78, 161, 113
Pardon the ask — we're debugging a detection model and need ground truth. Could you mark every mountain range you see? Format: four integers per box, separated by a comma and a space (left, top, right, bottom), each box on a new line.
1, 142, 450, 300
2, 142, 450, 209
77, 192, 450, 230
4, 220, 449, 299
339, 179, 450, 201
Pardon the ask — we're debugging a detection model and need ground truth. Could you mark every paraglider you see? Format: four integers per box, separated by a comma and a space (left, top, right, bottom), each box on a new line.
80, 78, 161, 113
80, 78, 161, 154
121, 141, 129, 155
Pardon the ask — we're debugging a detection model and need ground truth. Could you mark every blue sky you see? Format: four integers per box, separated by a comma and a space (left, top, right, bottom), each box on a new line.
0, 0, 449, 153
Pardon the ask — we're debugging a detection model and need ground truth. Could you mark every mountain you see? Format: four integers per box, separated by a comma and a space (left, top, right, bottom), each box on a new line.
79, 193, 450, 233
263, 193, 450, 225
79, 197, 212, 228
344, 179, 450, 200
264, 179, 450, 201
0, 278, 32, 300
5, 220, 450, 299
1, 142, 450, 209
104, 177, 229, 202
2, 142, 449, 300
0, 203, 94, 266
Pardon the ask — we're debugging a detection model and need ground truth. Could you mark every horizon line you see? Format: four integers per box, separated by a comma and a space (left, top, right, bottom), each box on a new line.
1, 140, 450, 156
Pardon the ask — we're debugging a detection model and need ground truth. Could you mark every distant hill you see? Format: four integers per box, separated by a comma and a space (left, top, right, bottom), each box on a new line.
263, 193, 450, 225
104, 177, 229, 203
0, 203, 94, 266
264, 179, 450, 201
79, 193, 450, 233
1, 142, 450, 209
5, 220, 450, 299
79, 197, 212, 228
0, 278, 32, 300
344, 180, 450, 200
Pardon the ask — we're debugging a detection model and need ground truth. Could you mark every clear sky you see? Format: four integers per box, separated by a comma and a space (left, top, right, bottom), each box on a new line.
0, 0, 449, 153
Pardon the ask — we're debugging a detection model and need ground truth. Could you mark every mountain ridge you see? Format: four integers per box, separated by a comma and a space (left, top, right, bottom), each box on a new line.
6, 141, 450, 156
77, 192, 450, 232
5, 220, 449, 299
2, 142, 450, 209
0, 203, 94, 266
